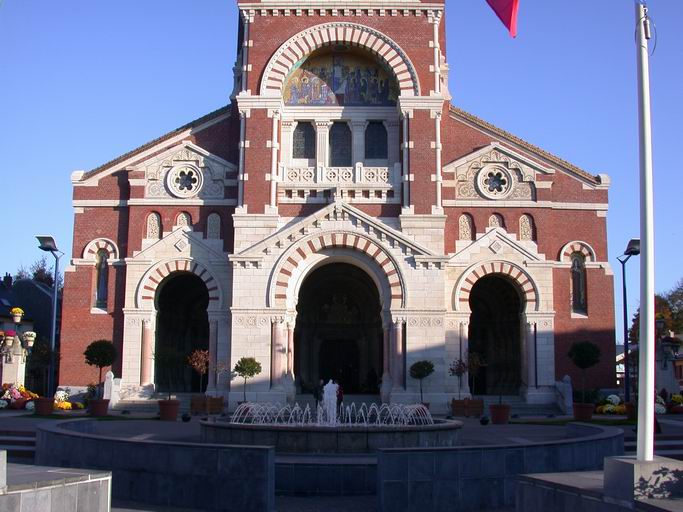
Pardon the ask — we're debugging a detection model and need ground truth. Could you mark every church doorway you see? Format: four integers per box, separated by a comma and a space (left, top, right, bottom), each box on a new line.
155, 272, 209, 393
295, 263, 383, 395
468, 275, 523, 396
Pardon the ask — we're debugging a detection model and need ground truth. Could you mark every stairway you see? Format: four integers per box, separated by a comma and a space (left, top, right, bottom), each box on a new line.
624, 435, 683, 461
0, 429, 36, 463
113, 393, 195, 415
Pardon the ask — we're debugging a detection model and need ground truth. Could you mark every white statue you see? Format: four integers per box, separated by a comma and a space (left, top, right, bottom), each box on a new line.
321, 379, 339, 426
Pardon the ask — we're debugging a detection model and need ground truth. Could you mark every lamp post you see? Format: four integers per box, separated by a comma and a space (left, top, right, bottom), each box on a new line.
617, 238, 640, 403
36, 235, 63, 398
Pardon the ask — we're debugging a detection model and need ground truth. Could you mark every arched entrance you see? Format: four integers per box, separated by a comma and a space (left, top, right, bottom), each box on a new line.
155, 272, 209, 392
294, 263, 383, 395
468, 275, 523, 395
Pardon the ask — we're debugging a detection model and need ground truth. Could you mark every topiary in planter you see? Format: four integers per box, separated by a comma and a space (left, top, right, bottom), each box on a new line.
568, 340, 601, 420
409, 360, 435, 406
234, 357, 262, 403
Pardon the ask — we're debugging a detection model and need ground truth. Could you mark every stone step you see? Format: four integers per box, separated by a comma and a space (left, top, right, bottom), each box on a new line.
0, 436, 36, 446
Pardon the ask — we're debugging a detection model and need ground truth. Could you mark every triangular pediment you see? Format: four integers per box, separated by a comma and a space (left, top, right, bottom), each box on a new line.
443, 142, 554, 182
449, 227, 545, 265
133, 227, 228, 262
237, 200, 436, 259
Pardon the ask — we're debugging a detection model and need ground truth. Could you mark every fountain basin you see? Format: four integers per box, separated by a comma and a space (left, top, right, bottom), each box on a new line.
200, 418, 462, 453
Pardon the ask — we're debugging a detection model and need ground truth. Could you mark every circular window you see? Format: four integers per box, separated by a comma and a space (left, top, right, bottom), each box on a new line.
476, 166, 513, 200
167, 165, 203, 198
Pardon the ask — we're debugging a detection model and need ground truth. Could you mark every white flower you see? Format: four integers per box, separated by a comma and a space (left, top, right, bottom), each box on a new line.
655, 403, 667, 414
607, 395, 621, 406
25, 401, 34, 411
54, 390, 69, 403
656, 395, 665, 405
0, 400, 7, 409
604, 404, 615, 413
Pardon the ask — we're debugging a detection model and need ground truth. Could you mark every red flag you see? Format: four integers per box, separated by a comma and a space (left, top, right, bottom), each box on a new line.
486, 0, 520, 38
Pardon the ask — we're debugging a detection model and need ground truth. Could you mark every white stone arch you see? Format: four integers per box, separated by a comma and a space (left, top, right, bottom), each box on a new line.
260, 22, 420, 97
268, 230, 406, 310
82, 238, 119, 261
135, 258, 223, 311
453, 260, 540, 313
559, 240, 597, 263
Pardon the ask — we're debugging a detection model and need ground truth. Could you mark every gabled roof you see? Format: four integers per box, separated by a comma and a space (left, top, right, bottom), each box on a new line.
449, 105, 603, 185
82, 105, 232, 180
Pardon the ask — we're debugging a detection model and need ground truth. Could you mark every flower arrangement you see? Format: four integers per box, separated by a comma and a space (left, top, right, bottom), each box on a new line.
655, 403, 667, 415
594, 394, 627, 415
606, 395, 621, 406
55, 401, 72, 411
9, 307, 24, 316
22, 331, 36, 346
0, 384, 39, 410
671, 394, 683, 406
54, 390, 69, 403
4, 330, 16, 338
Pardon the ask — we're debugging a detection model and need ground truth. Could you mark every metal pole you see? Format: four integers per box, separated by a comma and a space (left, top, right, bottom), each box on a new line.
635, 1, 655, 462
48, 251, 61, 398
620, 256, 631, 402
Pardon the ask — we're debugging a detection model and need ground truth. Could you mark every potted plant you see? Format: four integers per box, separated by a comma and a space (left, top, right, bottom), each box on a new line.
233, 357, 262, 404
83, 339, 118, 417
409, 360, 435, 408
568, 340, 601, 421
489, 371, 511, 425
154, 346, 185, 421
449, 358, 468, 415
187, 349, 210, 414
22, 331, 36, 348
4, 330, 16, 347
465, 352, 485, 417
10, 307, 24, 324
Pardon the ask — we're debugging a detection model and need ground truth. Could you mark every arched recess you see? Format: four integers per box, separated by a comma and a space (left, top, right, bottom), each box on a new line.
559, 241, 597, 263
453, 261, 539, 313
269, 231, 405, 310
260, 22, 420, 97
83, 238, 119, 261
136, 258, 222, 310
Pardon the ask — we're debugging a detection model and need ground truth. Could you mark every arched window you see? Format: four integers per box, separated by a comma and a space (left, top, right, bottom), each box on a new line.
488, 214, 505, 229
176, 212, 192, 228
571, 253, 588, 314
207, 213, 221, 239
329, 122, 352, 167
365, 121, 388, 160
293, 122, 316, 160
146, 212, 162, 239
519, 214, 535, 241
458, 214, 475, 241
94, 249, 109, 308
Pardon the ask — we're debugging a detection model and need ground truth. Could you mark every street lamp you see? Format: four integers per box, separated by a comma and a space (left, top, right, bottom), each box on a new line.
617, 238, 640, 402
36, 235, 63, 397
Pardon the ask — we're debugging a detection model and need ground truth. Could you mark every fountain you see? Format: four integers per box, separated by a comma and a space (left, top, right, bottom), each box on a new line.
201, 398, 461, 454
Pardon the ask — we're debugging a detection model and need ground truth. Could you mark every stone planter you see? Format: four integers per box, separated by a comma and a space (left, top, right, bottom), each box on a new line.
490, 403, 511, 425
159, 399, 180, 421
573, 402, 595, 422
450, 398, 484, 417
34, 397, 54, 415
89, 399, 110, 417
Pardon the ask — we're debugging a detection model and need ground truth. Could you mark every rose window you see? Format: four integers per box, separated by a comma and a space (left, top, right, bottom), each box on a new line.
167, 165, 204, 198
476, 166, 513, 199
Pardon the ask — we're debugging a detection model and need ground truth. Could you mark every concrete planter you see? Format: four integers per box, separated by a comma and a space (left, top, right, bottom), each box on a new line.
573, 402, 594, 421
158, 399, 180, 421
89, 399, 110, 417
489, 403, 510, 424
34, 397, 54, 416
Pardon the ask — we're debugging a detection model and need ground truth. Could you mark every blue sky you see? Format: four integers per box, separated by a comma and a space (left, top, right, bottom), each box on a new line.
0, 1, 680, 341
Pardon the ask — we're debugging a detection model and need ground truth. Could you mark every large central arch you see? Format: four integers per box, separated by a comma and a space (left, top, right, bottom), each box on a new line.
269, 231, 405, 310
260, 22, 420, 97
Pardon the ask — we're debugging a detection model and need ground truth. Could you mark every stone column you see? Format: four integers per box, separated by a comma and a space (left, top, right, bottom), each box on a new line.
207, 319, 218, 391
380, 323, 392, 402
526, 321, 537, 389
268, 109, 281, 211
286, 321, 295, 376
351, 120, 367, 166
401, 112, 410, 209
315, 121, 332, 170
384, 120, 400, 168
392, 319, 405, 389
280, 121, 296, 168
271, 318, 286, 390
459, 321, 470, 396
140, 320, 153, 386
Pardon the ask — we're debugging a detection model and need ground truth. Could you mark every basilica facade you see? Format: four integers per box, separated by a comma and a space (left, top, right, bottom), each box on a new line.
60, 0, 616, 411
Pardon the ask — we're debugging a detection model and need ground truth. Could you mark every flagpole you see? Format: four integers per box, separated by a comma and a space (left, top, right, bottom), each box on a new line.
635, 0, 655, 462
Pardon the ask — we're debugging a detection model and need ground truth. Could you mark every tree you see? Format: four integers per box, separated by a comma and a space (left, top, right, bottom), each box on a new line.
83, 339, 118, 397
153, 346, 185, 400
628, 292, 683, 343
449, 358, 468, 399
410, 360, 435, 404
15, 256, 62, 289
567, 341, 601, 404
187, 349, 210, 392
233, 357, 262, 403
